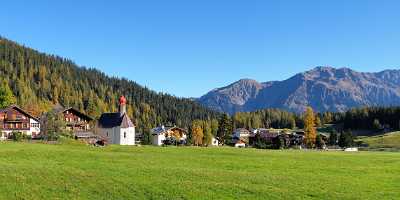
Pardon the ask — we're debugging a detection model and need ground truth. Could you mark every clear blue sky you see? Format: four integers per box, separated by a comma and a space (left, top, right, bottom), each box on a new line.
1, 0, 400, 97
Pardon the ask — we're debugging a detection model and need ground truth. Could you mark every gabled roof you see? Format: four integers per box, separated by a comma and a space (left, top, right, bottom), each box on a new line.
151, 126, 187, 135
0, 105, 39, 121
63, 107, 94, 121
98, 113, 134, 128
235, 128, 250, 133
52, 104, 93, 121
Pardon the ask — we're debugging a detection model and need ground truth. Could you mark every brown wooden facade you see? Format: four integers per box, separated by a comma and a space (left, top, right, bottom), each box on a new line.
0, 105, 40, 138
62, 108, 93, 132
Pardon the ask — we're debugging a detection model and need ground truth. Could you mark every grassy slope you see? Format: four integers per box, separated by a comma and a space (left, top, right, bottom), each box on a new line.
0, 143, 399, 200
357, 131, 400, 150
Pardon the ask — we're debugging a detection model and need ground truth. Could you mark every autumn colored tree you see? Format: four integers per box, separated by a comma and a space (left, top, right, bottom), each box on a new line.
0, 80, 16, 108
303, 107, 317, 148
191, 120, 204, 146
315, 115, 322, 127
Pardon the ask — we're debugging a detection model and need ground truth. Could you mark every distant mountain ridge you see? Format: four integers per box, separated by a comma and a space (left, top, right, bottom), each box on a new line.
198, 67, 400, 113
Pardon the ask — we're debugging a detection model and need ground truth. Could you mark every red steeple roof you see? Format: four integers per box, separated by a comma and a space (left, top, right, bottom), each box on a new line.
119, 96, 127, 105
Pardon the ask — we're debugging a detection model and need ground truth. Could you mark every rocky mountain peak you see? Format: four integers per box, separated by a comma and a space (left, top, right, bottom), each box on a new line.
198, 67, 400, 114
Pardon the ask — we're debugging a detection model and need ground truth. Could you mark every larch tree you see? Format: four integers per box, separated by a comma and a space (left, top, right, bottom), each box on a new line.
0, 80, 16, 108
191, 120, 204, 146
303, 107, 317, 148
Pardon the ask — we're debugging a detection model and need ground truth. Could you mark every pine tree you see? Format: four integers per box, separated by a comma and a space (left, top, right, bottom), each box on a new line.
338, 131, 353, 148
217, 114, 232, 145
315, 134, 324, 149
328, 131, 338, 146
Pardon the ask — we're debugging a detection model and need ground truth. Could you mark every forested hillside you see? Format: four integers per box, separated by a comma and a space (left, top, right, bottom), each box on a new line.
0, 37, 219, 135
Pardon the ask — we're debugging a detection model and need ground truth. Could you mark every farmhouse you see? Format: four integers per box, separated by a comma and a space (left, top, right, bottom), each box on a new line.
0, 105, 40, 139
53, 104, 93, 132
151, 126, 187, 145
97, 96, 135, 145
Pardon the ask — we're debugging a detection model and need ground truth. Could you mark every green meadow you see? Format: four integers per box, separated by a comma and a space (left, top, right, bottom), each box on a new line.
0, 142, 399, 200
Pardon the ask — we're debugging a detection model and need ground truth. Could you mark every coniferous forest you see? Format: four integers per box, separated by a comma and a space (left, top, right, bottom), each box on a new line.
0, 37, 220, 137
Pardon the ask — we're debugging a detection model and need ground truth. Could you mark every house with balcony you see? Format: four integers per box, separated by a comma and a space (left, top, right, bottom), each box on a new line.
0, 105, 40, 139
52, 104, 94, 133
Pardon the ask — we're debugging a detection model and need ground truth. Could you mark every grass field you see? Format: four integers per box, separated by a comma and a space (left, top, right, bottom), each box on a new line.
0, 142, 399, 200
357, 131, 400, 151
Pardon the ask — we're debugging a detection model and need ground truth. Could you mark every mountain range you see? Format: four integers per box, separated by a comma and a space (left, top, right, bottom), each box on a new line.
197, 67, 400, 114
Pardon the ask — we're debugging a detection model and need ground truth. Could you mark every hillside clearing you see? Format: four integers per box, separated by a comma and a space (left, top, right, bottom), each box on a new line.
0, 142, 399, 200
357, 131, 400, 150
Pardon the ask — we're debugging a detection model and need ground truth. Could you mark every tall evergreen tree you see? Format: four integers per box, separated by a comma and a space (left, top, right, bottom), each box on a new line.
217, 114, 232, 145
338, 131, 353, 148
328, 131, 338, 146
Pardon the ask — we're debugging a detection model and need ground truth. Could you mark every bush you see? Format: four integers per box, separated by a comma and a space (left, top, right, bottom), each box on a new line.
46, 131, 59, 141
25, 134, 32, 141
11, 131, 24, 142
315, 134, 325, 149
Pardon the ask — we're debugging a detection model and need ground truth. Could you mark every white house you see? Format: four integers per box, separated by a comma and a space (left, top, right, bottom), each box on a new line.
97, 96, 135, 145
0, 105, 40, 140
151, 126, 187, 146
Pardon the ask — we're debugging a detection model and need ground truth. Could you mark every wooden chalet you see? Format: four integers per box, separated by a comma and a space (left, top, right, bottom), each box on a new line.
53, 105, 93, 132
0, 105, 41, 139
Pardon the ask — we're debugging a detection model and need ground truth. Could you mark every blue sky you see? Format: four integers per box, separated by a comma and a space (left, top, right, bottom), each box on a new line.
1, 0, 400, 97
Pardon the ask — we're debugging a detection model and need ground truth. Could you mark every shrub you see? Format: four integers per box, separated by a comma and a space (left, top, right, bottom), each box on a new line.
11, 131, 24, 142
315, 134, 325, 149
